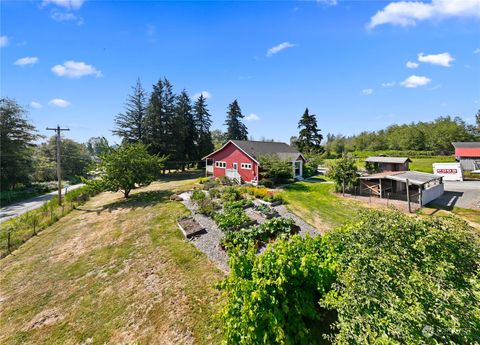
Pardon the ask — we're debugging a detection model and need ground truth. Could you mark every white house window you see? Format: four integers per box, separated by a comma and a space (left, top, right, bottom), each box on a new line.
215, 161, 226, 168
241, 163, 252, 170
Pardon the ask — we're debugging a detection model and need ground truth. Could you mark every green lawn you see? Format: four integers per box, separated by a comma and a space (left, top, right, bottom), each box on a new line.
0, 173, 223, 344
281, 177, 364, 231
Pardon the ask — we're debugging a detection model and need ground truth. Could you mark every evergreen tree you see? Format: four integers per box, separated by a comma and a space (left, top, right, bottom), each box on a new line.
225, 99, 248, 141
193, 94, 214, 159
0, 98, 39, 190
174, 90, 195, 163
296, 108, 323, 153
113, 79, 147, 143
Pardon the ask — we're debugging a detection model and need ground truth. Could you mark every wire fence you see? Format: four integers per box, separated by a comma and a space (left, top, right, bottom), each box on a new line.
0, 185, 100, 258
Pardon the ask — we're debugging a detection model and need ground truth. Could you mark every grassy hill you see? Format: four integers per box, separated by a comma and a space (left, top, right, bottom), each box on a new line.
0, 172, 224, 345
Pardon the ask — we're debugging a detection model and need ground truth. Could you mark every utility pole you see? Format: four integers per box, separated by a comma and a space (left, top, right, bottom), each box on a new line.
46, 125, 70, 205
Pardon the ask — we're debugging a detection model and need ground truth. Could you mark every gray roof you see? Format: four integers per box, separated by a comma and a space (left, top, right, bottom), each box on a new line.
452, 142, 480, 148
365, 156, 411, 164
387, 171, 442, 185
231, 140, 304, 162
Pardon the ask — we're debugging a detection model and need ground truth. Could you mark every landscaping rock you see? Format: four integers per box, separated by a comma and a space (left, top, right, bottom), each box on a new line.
170, 194, 183, 201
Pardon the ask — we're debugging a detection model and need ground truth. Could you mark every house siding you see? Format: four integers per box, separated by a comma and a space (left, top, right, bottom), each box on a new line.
210, 142, 258, 182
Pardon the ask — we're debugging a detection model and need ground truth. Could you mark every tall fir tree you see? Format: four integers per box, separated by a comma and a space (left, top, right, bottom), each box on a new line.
174, 90, 195, 163
225, 99, 248, 141
296, 108, 323, 153
113, 79, 147, 143
193, 94, 214, 159
144, 78, 177, 157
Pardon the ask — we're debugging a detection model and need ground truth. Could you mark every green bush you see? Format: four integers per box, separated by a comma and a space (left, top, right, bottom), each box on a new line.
208, 187, 222, 199
258, 179, 274, 188
258, 154, 292, 184
325, 209, 480, 344
191, 189, 206, 202
219, 235, 337, 344
221, 217, 294, 250
214, 207, 251, 231
198, 177, 211, 184
196, 198, 220, 217
223, 199, 253, 210
221, 186, 243, 202
217, 175, 233, 186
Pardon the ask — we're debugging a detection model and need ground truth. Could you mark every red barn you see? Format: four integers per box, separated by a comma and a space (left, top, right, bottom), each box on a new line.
202, 140, 305, 184
452, 142, 480, 171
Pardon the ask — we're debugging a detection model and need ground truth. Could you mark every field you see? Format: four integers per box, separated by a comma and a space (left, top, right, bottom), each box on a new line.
0, 172, 224, 345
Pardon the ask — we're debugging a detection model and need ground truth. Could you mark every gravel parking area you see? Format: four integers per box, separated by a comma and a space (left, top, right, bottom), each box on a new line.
433, 181, 480, 210
179, 191, 321, 272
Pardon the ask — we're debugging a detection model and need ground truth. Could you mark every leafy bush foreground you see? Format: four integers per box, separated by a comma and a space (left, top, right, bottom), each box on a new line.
220, 209, 480, 344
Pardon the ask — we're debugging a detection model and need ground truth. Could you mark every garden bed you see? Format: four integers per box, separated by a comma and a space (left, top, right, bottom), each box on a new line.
177, 217, 206, 239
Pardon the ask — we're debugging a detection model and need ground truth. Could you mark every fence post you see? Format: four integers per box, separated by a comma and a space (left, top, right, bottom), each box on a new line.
406, 178, 411, 213
7, 227, 11, 253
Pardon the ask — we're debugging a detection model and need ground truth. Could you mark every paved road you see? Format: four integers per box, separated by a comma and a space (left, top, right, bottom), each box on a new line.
433, 180, 480, 210
0, 184, 84, 224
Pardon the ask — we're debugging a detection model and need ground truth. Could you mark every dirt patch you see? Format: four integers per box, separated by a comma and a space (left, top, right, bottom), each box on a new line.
27, 309, 64, 330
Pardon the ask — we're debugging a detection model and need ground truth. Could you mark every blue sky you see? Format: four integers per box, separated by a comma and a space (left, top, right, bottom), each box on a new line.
1, 0, 480, 145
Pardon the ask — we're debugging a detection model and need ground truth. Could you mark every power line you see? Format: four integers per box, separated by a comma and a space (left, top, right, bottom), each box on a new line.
46, 125, 70, 206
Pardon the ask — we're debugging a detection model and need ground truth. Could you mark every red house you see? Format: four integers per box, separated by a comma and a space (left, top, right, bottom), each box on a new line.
202, 140, 305, 184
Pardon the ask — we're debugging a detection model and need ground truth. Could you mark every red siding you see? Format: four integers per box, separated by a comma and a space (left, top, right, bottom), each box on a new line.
209, 142, 258, 182
456, 148, 480, 157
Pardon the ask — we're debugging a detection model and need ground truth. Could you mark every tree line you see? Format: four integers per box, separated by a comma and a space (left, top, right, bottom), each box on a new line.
0, 98, 106, 191
112, 78, 249, 164
322, 114, 479, 156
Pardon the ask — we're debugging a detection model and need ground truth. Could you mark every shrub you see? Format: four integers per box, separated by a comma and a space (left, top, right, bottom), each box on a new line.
202, 179, 219, 190
258, 179, 274, 188
217, 175, 233, 186
208, 187, 222, 199
221, 186, 243, 202
191, 189, 206, 202
196, 198, 220, 217
326, 153, 358, 192
221, 217, 294, 250
219, 235, 337, 344
214, 207, 251, 231
198, 177, 211, 184
324, 209, 480, 344
258, 154, 292, 184
223, 199, 253, 210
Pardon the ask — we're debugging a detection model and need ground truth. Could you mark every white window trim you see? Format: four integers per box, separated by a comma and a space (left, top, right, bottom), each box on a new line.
241, 163, 252, 170
215, 161, 226, 168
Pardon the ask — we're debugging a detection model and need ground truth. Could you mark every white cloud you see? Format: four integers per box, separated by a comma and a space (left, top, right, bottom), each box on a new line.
14, 57, 39, 66
317, 0, 337, 5
51, 10, 83, 24
418, 52, 454, 67
400, 75, 431, 88
245, 113, 260, 121
406, 61, 419, 68
266, 42, 296, 57
368, 0, 480, 29
51, 60, 102, 78
474, 48, 480, 54
48, 98, 71, 108
42, 0, 85, 10
381, 81, 396, 87
193, 91, 212, 100
30, 101, 43, 109
0, 35, 8, 48
362, 88, 373, 95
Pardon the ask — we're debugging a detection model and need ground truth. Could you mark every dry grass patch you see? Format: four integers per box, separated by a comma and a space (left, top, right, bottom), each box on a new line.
0, 173, 224, 344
